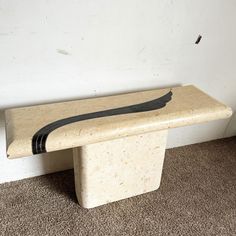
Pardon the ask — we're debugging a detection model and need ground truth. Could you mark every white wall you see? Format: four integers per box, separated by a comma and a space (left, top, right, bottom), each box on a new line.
0, 0, 235, 183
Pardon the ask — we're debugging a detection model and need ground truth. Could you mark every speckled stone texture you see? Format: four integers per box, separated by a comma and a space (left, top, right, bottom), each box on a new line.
0, 137, 235, 236
5, 85, 232, 158
73, 130, 167, 208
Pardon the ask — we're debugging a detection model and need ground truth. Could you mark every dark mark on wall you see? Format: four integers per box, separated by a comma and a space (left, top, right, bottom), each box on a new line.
195, 35, 202, 44
57, 49, 70, 55
32, 91, 173, 154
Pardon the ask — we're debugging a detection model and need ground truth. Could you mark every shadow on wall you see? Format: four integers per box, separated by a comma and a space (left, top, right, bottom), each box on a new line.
224, 111, 236, 137
0, 110, 73, 183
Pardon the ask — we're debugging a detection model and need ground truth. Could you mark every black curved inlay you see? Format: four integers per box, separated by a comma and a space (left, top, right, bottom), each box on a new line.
32, 91, 173, 154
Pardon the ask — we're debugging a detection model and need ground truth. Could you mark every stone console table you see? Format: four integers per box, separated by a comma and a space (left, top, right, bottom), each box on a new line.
5, 85, 232, 208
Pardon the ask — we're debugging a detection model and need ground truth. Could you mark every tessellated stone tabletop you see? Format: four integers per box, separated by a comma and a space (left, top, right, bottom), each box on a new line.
5, 85, 232, 159
4, 85, 232, 208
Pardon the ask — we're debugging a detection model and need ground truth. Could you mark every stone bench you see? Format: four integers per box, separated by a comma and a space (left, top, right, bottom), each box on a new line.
5, 85, 232, 208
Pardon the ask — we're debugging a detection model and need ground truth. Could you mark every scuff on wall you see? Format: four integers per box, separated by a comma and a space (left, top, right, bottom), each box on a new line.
195, 35, 202, 44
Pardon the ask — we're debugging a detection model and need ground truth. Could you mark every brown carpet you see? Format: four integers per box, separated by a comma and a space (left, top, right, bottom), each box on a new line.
0, 137, 235, 236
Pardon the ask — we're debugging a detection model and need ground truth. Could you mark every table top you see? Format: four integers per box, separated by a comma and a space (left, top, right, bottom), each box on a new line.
5, 85, 232, 159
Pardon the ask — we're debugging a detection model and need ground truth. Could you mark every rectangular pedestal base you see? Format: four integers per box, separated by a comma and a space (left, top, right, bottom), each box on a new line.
73, 130, 168, 208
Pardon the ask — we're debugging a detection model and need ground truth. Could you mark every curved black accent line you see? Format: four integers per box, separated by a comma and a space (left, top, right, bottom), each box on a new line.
32, 91, 173, 154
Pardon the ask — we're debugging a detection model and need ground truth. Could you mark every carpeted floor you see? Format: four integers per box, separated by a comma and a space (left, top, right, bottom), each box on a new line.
0, 137, 235, 236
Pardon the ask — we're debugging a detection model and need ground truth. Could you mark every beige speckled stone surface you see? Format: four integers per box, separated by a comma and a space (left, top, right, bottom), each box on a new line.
4, 85, 233, 208
73, 130, 168, 208
5, 85, 232, 159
